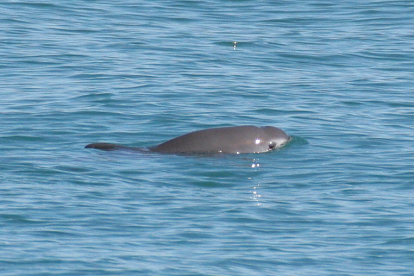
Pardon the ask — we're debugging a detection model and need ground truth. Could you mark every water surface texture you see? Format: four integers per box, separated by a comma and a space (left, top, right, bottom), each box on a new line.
1, 1, 414, 275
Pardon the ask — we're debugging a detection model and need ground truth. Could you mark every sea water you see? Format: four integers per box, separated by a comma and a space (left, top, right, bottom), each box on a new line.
1, 1, 414, 275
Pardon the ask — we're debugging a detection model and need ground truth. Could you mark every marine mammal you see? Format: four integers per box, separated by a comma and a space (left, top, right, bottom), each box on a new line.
85, 125, 290, 154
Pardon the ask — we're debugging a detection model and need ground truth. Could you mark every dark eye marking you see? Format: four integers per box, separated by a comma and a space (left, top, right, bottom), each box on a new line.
268, 142, 276, 150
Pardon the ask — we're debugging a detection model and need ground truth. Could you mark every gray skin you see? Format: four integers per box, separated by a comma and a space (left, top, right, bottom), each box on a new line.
85, 125, 290, 154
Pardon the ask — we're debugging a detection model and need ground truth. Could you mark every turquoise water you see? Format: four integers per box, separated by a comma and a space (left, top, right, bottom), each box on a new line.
1, 1, 414, 275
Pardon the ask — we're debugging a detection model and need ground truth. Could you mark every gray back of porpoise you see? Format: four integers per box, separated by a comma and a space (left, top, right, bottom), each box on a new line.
85, 125, 290, 154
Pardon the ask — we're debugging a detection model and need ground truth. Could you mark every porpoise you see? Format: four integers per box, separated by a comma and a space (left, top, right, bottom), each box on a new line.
85, 125, 290, 154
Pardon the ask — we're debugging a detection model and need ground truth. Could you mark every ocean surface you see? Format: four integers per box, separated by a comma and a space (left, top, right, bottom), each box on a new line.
1, 1, 414, 275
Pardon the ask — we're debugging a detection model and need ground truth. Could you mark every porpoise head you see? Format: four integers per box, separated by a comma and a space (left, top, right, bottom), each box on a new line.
260, 126, 291, 151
